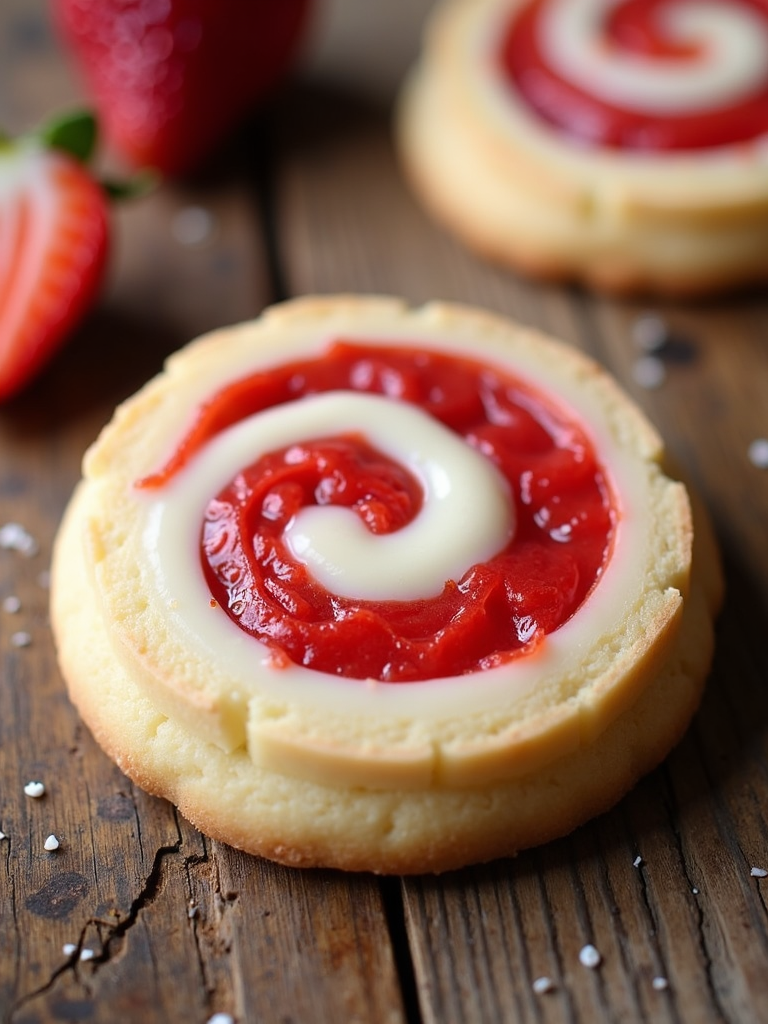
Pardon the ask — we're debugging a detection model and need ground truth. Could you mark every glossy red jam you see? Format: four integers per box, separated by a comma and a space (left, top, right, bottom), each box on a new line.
139, 343, 615, 682
500, 0, 768, 150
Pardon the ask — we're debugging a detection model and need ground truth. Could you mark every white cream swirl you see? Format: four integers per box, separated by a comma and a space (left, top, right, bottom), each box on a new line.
539, 0, 768, 114
144, 390, 513, 607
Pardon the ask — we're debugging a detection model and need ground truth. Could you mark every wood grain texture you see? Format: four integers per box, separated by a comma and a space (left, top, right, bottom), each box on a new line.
3, 2, 768, 1023
273, 81, 768, 1023
0, 6, 403, 1024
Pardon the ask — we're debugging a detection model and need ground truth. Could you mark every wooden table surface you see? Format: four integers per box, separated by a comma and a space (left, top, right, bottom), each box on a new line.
2, 3, 768, 1022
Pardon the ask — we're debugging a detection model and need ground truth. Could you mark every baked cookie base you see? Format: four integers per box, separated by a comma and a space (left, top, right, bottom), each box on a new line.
396, 0, 768, 297
51, 392, 721, 874
53, 485, 717, 874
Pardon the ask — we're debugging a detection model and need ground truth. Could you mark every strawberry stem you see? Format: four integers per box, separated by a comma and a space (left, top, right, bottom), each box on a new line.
1, 109, 154, 203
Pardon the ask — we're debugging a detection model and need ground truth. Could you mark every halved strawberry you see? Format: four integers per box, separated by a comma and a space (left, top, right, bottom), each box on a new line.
0, 113, 109, 401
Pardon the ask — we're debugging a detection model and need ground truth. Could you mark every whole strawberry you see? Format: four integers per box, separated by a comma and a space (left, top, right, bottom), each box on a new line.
54, 0, 311, 176
0, 112, 108, 402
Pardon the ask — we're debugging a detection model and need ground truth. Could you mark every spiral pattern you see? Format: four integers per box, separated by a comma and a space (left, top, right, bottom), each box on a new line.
140, 342, 614, 683
500, 0, 768, 150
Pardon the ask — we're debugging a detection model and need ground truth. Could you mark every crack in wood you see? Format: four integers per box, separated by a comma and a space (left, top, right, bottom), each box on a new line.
179, 829, 225, 1013
6, 954, 78, 1023
532, 850, 580, 1024
564, 843, 612, 1012
3, 837, 21, 1017
595, 823, 662, 1021
3, 865, 26, 1024
625, 813, 683, 1024
491, 875, 529, 1023
179, 830, 245, 1016
7, 836, 186, 1023
98, 840, 185, 964
381, 878, 423, 1024
659, 763, 728, 1022
6, 917, 97, 1021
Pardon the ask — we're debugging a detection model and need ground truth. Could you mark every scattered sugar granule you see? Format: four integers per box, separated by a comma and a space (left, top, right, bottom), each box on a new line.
79, 948, 95, 962
44, 834, 60, 852
2, 596, 21, 613
172, 206, 216, 246
0, 831, 6, 841
692, 887, 700, 895
188, 900, 199, 919
579, 944, 602, 969
62, 943, 77, 957
206, 1015, 235, 1024
532, 976, 555, 994
632, 314, 670, 353
0, 523, 38, 557
633, 855, 643, 868
652, 976, 669, 991
750, 866, 768, 878
11, 631, 32, 648
632, 355, 666, 389
24, 781, 45, 798
748, 439, 768, 469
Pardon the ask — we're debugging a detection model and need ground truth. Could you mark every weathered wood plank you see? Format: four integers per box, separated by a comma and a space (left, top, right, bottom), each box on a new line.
273, 80, 768, 1023
1, 6, 406, 1023
209, 855, 406, 1023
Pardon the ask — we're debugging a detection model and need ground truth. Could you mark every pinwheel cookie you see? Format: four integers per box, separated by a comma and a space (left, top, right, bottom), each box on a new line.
51, 297, 721, 873
397, 0, 768, 294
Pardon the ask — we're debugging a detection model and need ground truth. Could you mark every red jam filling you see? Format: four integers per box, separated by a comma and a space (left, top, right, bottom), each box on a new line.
139, 343, 615, 682
500, 0, 768, 151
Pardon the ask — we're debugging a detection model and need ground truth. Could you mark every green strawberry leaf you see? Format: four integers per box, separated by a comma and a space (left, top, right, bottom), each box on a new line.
40, 110, 98, 163
101, 168, 160, 201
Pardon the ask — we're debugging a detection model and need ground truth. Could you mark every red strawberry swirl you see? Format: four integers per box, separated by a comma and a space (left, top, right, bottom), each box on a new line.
138, 344, 615, 683
500, 0, 768, 150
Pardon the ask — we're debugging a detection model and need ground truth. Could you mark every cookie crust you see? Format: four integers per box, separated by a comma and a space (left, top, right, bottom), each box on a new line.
51, 296, 721, 873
